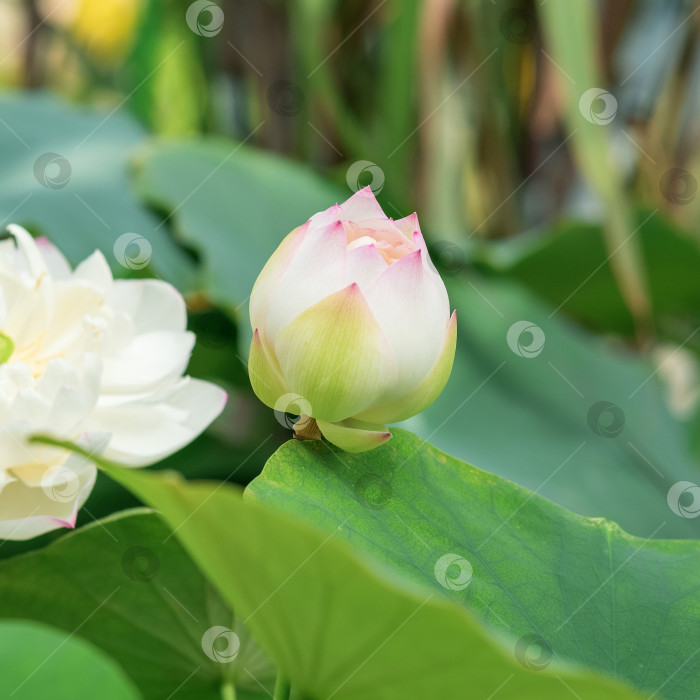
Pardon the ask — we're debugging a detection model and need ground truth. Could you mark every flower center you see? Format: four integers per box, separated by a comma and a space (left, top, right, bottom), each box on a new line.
0, 333, 14, 364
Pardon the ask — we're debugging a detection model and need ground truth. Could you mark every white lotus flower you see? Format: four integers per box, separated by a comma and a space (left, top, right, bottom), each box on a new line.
0, 226, 226, 540
249, 187, 456, 452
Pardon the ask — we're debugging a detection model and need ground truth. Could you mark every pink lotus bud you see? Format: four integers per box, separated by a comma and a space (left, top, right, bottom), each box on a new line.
249, 187, 457, 452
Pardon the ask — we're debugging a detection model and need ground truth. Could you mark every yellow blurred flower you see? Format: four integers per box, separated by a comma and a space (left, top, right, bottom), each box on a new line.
71, 0, 144, 62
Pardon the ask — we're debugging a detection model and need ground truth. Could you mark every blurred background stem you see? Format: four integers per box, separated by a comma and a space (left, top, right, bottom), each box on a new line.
538, 0, 653, 342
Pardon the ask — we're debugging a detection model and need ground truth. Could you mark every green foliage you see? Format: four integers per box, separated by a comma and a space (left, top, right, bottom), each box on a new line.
405, 275, 699, 539
0, 619, 140, 700
98, 459, 644, 700
0, 508, 275, 700
249, 429, 700, 700
0, 93, 193, 289
538, 0, 649, 327
504, 213, 700, 345
1, 0, 699, 693
133, 139, 345, 312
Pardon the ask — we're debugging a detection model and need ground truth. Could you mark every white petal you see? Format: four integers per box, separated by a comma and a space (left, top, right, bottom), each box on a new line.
0, 363, 34, 402
37, 355, 100, 407
394, 212, 421, 240
12, 389, 51, 426
357, 310, 457, 424
309, 203, 342, 227
261, 221, 348, 342
95, 378, 227, 466
249, 224, 308, 333
100, 331, 194, 393
344, 243, 388, 289
108, 279, 187, 334
0, 454, 96, 540
35, 237, 72, 279
6, 225, 47, 279
412, 230, 433, 267
2, 276, 52, 352
38, 356, 102, 435
0, 286, 7, 327
363, 249, 450, 395
74, 250, 113, 291
309, 187, 387, 226
0, 424, 38, 470
337, 187, 387, 221
41, 281, 105, 357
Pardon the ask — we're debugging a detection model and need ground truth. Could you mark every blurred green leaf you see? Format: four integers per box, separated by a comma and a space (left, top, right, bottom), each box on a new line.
403, 275, 698, 539
98, 460, 644, 700
250, 429, 700, 700
124, 0, 208, 134
503, 212, 700, 343
538, 0, 651, 329
133, 138, 345, 313
0, 509, 274, 700
0, 92, 194, 289
0, 619, 140, 700
291, 1, 367, 158
79, 426, 279, 528
372, 0, 420, 194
